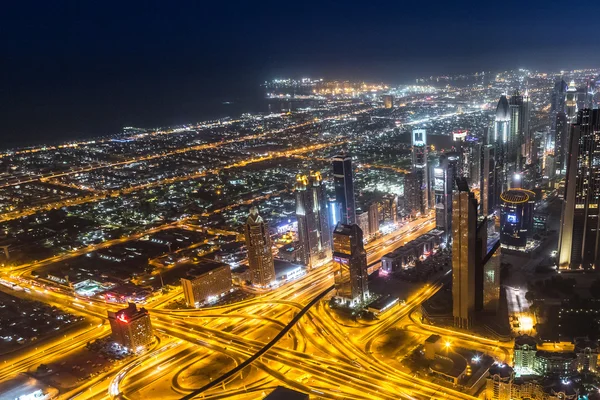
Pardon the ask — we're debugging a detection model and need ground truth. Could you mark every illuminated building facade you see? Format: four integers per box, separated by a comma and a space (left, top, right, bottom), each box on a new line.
244, 206, 276, 287
332, 223, 369, 306
480, 142, 500, 217
382, 94, 394, 109
554, 112, 568, 174
368, 202, 380, 237
434, 155, 453, 243
452, 178, 477, 329
500, 189, 535, 250
181, 260, 232, 307
566, 80, 578, 122
558, 109, 600, 270
332, 152, 356, 225
513, 335, 537, 374
483, 240, 501, 311
108, 303, 153, 351
494, 95, 510, 145
485, 364, 514, 400
294, 172, 332, 268
521, 91, 532, 166
508, 91, 527, 170
411, 129, 429, 215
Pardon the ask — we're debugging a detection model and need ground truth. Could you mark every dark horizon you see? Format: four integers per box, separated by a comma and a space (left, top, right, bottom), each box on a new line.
1, 0, 599, 148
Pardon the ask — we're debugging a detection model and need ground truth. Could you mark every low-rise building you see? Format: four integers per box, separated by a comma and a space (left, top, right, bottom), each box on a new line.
181, 259, 232, 307
108, 303, 153, 351
533, 351, 577, 378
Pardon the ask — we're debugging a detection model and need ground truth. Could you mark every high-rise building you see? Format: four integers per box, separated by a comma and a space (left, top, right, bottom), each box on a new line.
521, 91, 532, 166
480, 143, 500, 217
500, 189, 535, 250
356, 210, 370, 240
332, 152, 356, 225
558, 109, 600, 270
181, 260, 232, 307
508, 91, 524, 170
411, 129, 429, 215
494, 95, 510, 145
332, 223, 369, 306
482, 240, 501, 312
434, 155, 453, 243
452, 178, 478, 329
108, 303, 153, 351
244, 206, 276, 287
551, 79, 568, 163
555, 112, 569, 174
295, 172, 332, 268
382, 94, 394, 109
566, 80, 578, 122
368, 202, 380, 238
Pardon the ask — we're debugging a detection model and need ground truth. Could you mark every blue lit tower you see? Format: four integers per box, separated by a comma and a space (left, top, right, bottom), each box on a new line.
411, 129, 429, 215
332, 152, 356, 225
499, 189, 535, 250
558, 109, 600, 270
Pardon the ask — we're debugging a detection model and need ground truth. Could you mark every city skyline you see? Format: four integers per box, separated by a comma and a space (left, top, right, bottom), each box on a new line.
1, 63, 600, 400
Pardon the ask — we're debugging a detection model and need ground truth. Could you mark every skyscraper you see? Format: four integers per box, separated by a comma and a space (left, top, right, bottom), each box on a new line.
480, 142, 500, 217
244, 206, 276, 287
332, 223, 369, 306
521, 90, 532, 166
558, 109, 600, 270
483, 240, 501, 312
566, 80, 578, 122
555, 112, 569, 174
411, 129, 429, 215
382, 94, 394, 109
508, 91, 524, 170
494, 95, 510, 145
434, 155, 453, 243
551, 79, 568, 160
452, 178, 477, 329
295, 172, 332, 269
332, 152, 356, 225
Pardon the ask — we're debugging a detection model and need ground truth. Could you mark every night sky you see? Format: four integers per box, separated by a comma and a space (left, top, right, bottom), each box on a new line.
1, 1, 598, 148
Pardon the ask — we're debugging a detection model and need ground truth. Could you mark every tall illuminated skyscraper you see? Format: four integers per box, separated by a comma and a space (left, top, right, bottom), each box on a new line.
411, 129, 429, 215
558, 109, 600, 270
332, 223, 369, 306
452, 178, 477, 329
555, 112, 569, 174
332, 152, 356, 225
508, 90, 524, 170
480, 142, 500, 217
521, 90, 532, 166
494, 95, 510, 145
551, 79, 568, 159
295, 172, 332, 269
434, 155, 453, 243
566, 80, 578, 122
244, 206, 276, 287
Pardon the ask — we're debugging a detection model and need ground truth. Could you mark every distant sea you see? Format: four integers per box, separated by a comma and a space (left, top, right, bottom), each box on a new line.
4, 91, 321, 151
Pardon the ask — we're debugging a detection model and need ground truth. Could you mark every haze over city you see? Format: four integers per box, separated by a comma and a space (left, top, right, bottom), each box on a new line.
1, 2, 600, 400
